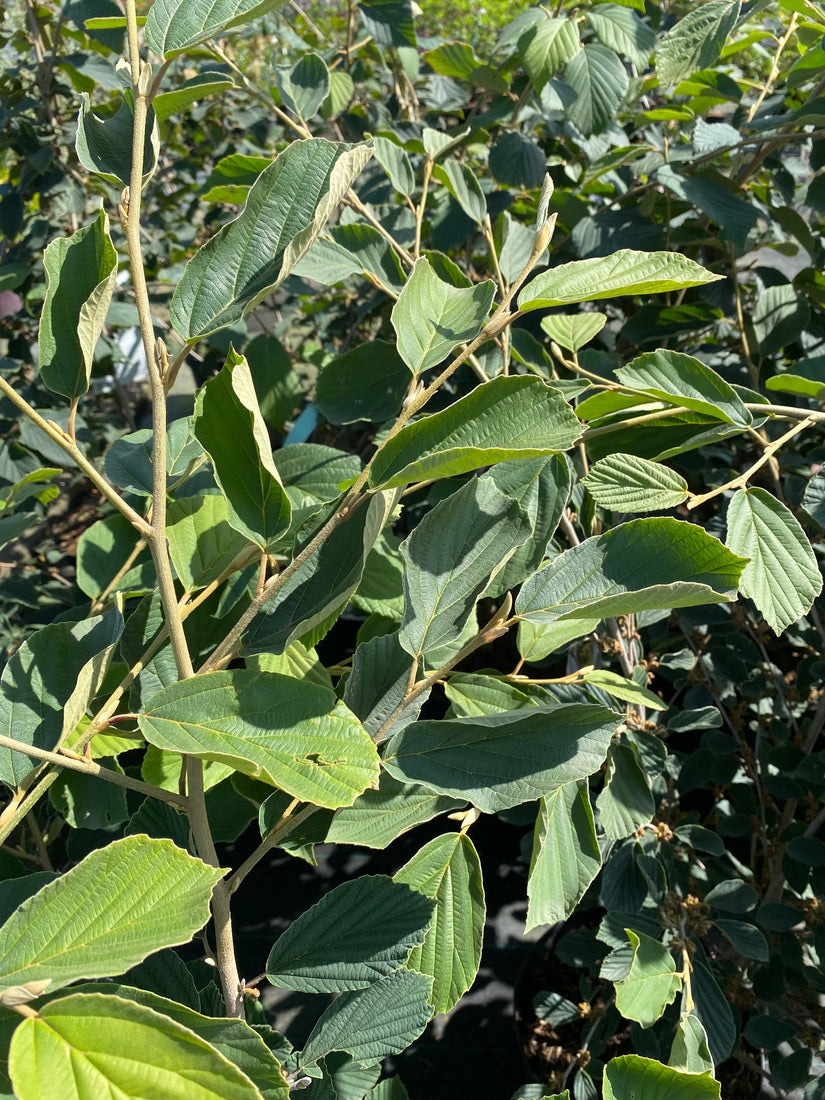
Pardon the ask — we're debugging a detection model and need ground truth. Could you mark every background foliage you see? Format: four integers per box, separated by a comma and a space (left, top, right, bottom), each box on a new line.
0, 0, 824, 1097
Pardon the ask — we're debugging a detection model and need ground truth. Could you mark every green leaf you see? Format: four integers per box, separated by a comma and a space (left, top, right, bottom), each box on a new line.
38, 210, 117, 400
483, 454, 573, 597
742, 1014, 796, 1050
153, 73, 235, 122
714, 919, 768, 961
656, 0, 741, 86
352, 531, 404, 619
533, 991, 581, 1025
605, 1054, 721, 1099
242, 491, 395, 656
617, 350, 752, 426
437, 159, 487, 225
76, 512, 154, 598
0, 608, 124, 789
725, 487, 822, 635
105, 417, 202, 497
399, 477, 530, 662
669, 1013, 714, 1075
516, 518, 747, 625
391, 257, 495, 375
265, 876, 434, 993
194, 347, 290, 550
423, 42, 508, 93
167, 494, 252, 590
0, 836, 222, 1005
326, 773, 464, 849
138, 670, 379, 810
368, 377, 582, 489
342, 632, 425, 739
8, 993, 262, 1100
276, 52, 329, 121
766, 358, 825, 400
373, 136, 415, 196
359, 0, 417, 49
394, 833, 485, 1014
655, 166, 759, 249
316, 340, 412, 426
75, 92, 158, 187
596, 744, 655, 840
582, 453, 689, 513
519, 17, 580, 90
171, 139, 372, 339
583, 671, 667, 711
518, 251, 721, 312
444, 673, 548, 717
614, 930, 680, 1028
146, 0, 281, 57
488, 131, 547, 189
587, 5, 654, 69
301, 969, 432, 1068
565, 43, 629, 136
526, 780, 601, 931
540, 312, 606, 352
384, 703, 619, 813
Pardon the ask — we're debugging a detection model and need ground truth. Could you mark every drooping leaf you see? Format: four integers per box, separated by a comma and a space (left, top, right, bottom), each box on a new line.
145, 0, 282, 57
614, 930, 681, 1028
518, 17, 580, 90
604, 1054, 721, 1099
373, 136, 415, 196
342, 631, 427, 740
300, 969, 433, 1068
526, 780, 601, 931
38, 210, 117, 400
171, 139, 372, 339
0, 608, 124, 789
518, 251, 721, 312
725, 487, 822, 635
0, 837, 222, 1005
669, 1013, 714, 1075
265, 876, 434, 993
394, 833, 485, 1014
391, 257, 495, 375
399, 477, 531, 662
138, 670, 379, 810
596, 744, 655, 840
655, 0, 741, 86
368, 377, 582, 489
383, 703, 619, 813
616, 350, 752, 427
565, 43, 629, 136
193, 347, 291, 550
326, 773, 464, 849
8, 993, 262, 1100
75, 92, 158, 186
515, 518, 747, 626
242, 491, 396, 656
437, 159, 487, 224
582, 453, 689, 513
483, 454, 573, 597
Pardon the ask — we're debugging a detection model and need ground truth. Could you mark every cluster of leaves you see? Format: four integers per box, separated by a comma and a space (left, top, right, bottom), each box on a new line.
0, 0, 824, 1098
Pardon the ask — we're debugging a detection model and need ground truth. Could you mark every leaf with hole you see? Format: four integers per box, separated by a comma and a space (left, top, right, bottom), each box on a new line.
138, 670, 379, 810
